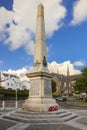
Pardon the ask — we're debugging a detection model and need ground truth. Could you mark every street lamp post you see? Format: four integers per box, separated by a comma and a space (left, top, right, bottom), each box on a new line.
15, 89, 17, 101
15, 89, 18, 108
15, 81, 18, 109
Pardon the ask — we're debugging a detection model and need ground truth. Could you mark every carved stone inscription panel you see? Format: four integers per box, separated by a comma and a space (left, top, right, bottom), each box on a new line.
44, 78, 52, 97
29, 79, 41, 97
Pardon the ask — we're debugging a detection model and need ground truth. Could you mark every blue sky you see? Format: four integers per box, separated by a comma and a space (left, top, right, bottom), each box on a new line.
0, 0, 87, 77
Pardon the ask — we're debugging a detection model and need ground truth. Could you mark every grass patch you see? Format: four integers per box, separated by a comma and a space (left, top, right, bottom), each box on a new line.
80, 100, 87, 105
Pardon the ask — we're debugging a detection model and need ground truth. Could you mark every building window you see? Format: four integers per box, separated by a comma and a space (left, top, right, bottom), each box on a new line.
7, 82, 9, 86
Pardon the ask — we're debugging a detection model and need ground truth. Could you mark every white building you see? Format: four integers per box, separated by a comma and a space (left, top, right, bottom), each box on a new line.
21, 80, 30, 90
0, 72, 30, 90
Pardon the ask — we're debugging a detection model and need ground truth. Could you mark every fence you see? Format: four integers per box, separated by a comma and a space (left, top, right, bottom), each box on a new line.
0, 100, 25, 111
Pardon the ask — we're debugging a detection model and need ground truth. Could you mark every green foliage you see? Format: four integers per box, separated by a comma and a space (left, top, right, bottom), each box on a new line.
82, 67, 87, 76
51, 79, 56, 93
74, 67, 87, 93
0, 89, 29, 100
0, 86, 5, 90
52, 93, 60, 97
85, 97, 87, 102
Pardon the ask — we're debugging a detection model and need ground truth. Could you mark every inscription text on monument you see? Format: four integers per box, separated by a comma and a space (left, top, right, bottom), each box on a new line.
44, 78, 52, 97
30, 79, 41, 97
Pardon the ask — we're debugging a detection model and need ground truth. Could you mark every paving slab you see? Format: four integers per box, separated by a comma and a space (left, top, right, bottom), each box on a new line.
25, 124, 81, 130
76, 118, 87, 125
7, 123, 30, 130
0, 109, 87, 130
0, 119, 16, 130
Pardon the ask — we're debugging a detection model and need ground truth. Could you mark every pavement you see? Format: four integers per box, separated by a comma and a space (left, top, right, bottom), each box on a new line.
0, 109, 87, 130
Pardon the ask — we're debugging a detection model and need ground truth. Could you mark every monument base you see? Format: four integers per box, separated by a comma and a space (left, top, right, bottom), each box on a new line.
22, 97, 59, 112
22, 71, 59, 112
3, 108, 79, 123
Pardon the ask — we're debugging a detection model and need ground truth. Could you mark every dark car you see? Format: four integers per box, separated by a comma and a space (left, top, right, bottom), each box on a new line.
69, 93, 73, 96
56, 96, 67, 101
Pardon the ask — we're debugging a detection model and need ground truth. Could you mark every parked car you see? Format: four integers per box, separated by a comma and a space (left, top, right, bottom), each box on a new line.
69, 93, 73, 96
56, 96, 67, 101
76, 93, 87, 100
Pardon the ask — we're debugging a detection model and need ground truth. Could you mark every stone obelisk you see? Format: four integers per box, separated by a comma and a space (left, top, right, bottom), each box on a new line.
33, 3, 48, 72
22, 4, 58, 112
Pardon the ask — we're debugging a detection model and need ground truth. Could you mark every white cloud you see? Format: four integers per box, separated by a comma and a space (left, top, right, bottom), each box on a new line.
73, 60, 85, 66
0, 7, 13, 31
4, 67, 31, 81
0, 0, 66, 55
25, 40, 34, 55
71, 0, 87, 25
3, 61, 81, 81
48, 61, 81, 75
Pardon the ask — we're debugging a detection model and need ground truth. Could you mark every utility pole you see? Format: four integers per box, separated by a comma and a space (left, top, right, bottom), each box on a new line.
0, 72, 1, 87
14, 81, 19, 108
66, 65, 70, 95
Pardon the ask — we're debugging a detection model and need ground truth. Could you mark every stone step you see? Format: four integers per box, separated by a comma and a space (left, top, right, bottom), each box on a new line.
4, 115, 67, 123
10, 111, 72, 119
57, 112, 72, 118
56, 110, 67, 115
3, 109, 79, 123
10, 113, 59, 119
16, 109, 67, 115
63, 113, 79, 122
9, 110, 68, 119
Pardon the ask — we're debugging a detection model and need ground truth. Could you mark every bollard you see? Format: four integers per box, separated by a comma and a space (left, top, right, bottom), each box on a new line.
2, 101, 5, 111
15, 101, 18, 109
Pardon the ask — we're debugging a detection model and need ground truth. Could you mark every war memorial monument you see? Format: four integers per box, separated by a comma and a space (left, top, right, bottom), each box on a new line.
4, 4, 78, 123
22, 3, 58, 112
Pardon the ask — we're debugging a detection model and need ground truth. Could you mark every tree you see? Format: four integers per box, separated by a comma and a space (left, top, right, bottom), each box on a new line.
51, 79, 56, 93
0, 86, 5, 89
22, 85, 27, 90
74, 67, 87, 93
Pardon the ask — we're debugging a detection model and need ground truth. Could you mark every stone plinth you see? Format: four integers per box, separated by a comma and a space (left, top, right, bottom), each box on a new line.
22, 72, 59, 112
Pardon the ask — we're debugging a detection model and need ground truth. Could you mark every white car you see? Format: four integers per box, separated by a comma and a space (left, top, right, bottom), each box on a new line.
56, 96, 67, 101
